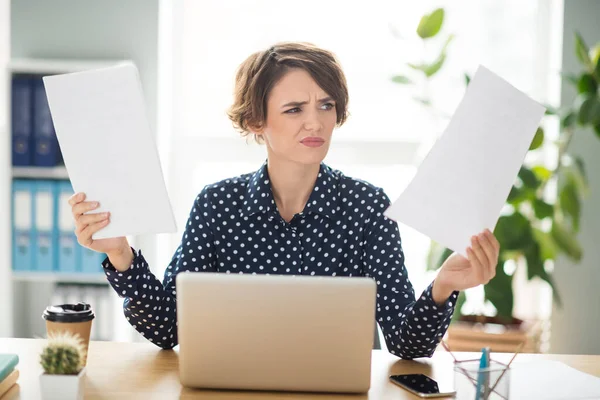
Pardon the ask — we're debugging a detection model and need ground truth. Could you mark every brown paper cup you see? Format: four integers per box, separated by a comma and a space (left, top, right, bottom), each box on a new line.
45, 319, 93, 365
42, 302, 95, 366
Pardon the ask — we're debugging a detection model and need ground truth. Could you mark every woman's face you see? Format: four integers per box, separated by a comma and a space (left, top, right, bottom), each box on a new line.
255, 68, 337, 166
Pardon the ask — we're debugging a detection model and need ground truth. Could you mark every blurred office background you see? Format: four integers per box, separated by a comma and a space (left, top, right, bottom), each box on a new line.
0, 0, 598, 355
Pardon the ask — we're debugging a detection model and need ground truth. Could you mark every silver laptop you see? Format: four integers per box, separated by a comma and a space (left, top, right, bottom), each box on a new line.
176, 272, 376, 393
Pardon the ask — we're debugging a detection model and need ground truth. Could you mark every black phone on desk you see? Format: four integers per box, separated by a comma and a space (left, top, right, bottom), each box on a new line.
389, 374, 456, 398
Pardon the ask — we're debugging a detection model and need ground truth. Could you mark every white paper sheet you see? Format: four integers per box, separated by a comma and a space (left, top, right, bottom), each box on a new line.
384, 65, 545, 256
510, 360, 600, 399
43, 62, 177, 240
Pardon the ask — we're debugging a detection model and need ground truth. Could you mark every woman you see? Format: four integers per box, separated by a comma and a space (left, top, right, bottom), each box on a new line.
69, 42, 499, 359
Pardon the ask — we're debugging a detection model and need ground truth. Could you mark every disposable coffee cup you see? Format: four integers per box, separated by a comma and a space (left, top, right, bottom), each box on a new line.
42, 302, 95, 365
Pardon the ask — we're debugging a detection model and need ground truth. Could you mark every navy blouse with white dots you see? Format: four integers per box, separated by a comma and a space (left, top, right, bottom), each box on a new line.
102, 162, 458, 359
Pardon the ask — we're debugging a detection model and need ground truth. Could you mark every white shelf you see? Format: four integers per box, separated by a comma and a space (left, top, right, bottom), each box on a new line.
8, 58, 128, 74
12, 271, 107, 284
12, 166, 69, 180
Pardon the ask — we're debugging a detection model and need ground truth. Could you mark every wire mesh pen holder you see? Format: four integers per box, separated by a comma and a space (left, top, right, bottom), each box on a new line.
454, 358, 511, 400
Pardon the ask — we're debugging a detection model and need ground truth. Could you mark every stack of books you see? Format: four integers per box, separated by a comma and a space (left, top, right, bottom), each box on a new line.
0, 354, 19, 397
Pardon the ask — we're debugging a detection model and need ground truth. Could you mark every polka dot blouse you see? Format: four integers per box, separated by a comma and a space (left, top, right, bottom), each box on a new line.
102, 162, 459, 359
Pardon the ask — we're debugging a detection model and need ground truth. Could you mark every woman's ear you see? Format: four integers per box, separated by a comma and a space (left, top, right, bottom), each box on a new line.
246, 118, 267, 144
248, 122, 264, 137
249, 126, 267, 145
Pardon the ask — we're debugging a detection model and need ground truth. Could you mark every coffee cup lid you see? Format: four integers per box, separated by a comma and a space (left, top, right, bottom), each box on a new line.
42, 302, 95, 323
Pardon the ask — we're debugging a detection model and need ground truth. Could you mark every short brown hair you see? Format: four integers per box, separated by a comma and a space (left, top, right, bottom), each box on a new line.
227, 42, 349, 143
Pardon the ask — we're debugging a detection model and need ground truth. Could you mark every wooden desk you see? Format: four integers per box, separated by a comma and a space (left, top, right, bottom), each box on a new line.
1, 338, 599, 399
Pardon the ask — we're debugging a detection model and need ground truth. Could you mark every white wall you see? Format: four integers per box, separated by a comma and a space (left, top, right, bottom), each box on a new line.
0, 0, 13, 337
11, 0, 159, 132
550, 0, 600, 355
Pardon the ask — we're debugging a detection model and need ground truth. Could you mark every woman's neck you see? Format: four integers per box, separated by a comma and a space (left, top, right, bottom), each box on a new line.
267, 157, 320, 223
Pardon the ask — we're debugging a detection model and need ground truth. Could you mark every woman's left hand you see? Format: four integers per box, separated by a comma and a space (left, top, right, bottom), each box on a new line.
431, 229, 500, 304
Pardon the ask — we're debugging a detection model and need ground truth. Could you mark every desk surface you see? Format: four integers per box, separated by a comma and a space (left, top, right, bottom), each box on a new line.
1, 338, 599, 400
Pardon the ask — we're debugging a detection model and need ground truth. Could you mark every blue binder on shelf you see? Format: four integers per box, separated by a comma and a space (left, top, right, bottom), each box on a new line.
80, 247, 105, 274
12, 180, 35, 271
33, 76, 62, 166
11, 75, 34, 166
56, 180, 80, 272
32, 180, 58, 271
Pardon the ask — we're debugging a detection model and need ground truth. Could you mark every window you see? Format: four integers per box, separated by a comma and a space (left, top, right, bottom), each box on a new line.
156, 0, 562, 305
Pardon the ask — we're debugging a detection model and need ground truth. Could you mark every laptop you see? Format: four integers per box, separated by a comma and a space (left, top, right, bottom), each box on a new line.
176, 272, 377, 393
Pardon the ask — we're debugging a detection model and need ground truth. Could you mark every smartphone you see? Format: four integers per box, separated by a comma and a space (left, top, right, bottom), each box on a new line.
389, 374, 456, 398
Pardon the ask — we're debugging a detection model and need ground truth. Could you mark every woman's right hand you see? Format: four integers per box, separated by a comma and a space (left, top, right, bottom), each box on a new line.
69, 192, 133, 271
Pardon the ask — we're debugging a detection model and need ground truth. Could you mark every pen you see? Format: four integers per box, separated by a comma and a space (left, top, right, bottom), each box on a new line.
483, 347, 491, 399
475, 347, 489, 400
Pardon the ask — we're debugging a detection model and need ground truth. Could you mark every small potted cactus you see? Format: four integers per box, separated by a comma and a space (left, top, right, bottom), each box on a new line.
39, 331, 87, 400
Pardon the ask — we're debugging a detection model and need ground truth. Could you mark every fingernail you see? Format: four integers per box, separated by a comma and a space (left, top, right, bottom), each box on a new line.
93, 202, 99, 208
103, 212, 110, 218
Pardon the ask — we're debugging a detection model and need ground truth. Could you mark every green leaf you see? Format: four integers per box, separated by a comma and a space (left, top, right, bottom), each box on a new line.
451, 291, 467, 323
577, 73, 598, 94
529, 127, 545, 150
592, 43, 600, 72
408, 53, 446, 78
595, 123, 600, 140
551, 219, 583, 261
391, 75, 412, 84
524, 242, 562, 307
532, 166, 552, 182
494, 212, 532, 251
575, 31, 593, 69
424, 54, 446, 77
416, 8, 444, 39
465, 73, 471, 86
533, 199, 554, 219
543, 104, 559, 115
426, 241, 453, 271
560, 71, 579, 85
518, 167, 541, 189
559, 179, 581, 230
574, 156, 588, 183
576, 94, 600, 125
543, 272, 563, 308
408, 35, 453, 78
570, 157, 589, 197
561, 111, 577, 130
507, 185, 527, 206
525, 242, 544, 281
484, 259, 513, 320
532, 228, 558, 261
413, 96, 432, 106
592, 101, 600, 125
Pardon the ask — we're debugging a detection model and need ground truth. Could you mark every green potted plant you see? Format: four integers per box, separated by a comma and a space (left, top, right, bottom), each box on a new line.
392, 8, 600, 347
39, 331, 87, 400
